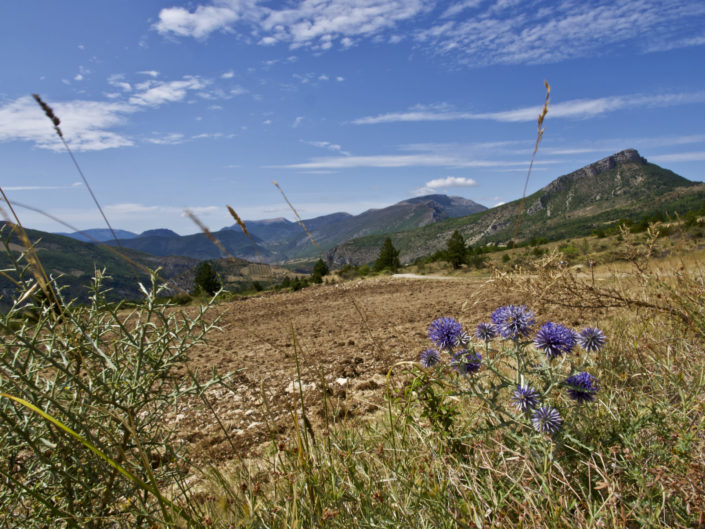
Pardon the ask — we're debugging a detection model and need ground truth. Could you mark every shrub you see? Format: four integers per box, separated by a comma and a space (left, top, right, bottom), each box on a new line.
0, 243, 224, 527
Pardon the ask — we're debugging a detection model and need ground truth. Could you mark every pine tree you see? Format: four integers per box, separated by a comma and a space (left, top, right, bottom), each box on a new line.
193, 261, 221, 296
311, 258, 329, 284
375, 237, 400, 272
446, 230, 467, 269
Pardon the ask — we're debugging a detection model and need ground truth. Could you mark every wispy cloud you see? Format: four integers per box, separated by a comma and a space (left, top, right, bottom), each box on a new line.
0, 75, 217, 151
144, 132, 187, 145
2, 182, 83, 192
152, 0, 705, 64
353, 91, 705, 125
416, 0, 705, 66
154, 0, 427, 50
302, 140, 350, 156
0, 96, 135, 151
129, 76, 208, 106
275, 154, 551, 170
651, 151, 705, 162
643, 33, 705, 53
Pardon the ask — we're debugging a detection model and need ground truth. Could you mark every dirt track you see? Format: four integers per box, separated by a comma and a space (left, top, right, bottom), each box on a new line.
172, 275, 516, 463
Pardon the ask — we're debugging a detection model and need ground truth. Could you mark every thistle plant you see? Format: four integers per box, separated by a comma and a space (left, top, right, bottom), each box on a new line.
416, 309, 605, 440
0, 234, 228, 528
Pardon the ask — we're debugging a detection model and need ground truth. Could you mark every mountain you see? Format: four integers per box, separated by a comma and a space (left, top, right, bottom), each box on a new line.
327, 149, 705, 266
223, 194, 486, 261
0, 224, 295, 308
97, 194, 485, 263
55, 229, 138, 242
0, 224, 198, 306
103, 229, 269, 262
139, 228, 180, 238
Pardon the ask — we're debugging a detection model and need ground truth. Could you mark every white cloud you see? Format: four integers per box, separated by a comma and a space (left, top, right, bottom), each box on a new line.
441, 0, 483, 18
108, 74, 132, 92
128, 76, 208, 106
292, 116, 304, 128
74, 74, 84, 81
153, 2, 250, 39
353, 91, 705, 124
138, 70, 160, 77
0, 96, 134, 151
2, 182, 83, 192
154, 0, 426, 50
425, 176, 478, 188
221, 70, 235, 79
412, 175, 478, 196
147, 1, 704, 63
0, 74, 219, 152
145, 132, 186, 145
645, 33, 705, 52
276, 154, 547, 170
230, 85, 248, 96
302, 140, 350, 156
416, 0, 705, 66
651, 151, 705, 162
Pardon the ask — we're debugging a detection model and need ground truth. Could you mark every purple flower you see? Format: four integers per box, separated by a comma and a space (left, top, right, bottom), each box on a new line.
578, 327, 606, 353
451, 350, 482, 376
512, 385, 540, 412
564, 372, 599, 404
455, 331, 471, 348
420, 348, 441, 368
475, 323, 497, 341
534, 322, 576, 358
428, 317, 463, 350
531, 406, 562, 435
491, 305, 535, 340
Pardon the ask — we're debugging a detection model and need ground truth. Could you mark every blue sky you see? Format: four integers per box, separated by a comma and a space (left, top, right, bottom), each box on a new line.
1, 0, 704, 235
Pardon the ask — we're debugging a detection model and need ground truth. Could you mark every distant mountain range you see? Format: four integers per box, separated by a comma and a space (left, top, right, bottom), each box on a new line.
327, 149, 705, 265
59, 194, 486, 262
20, 149, 704, 294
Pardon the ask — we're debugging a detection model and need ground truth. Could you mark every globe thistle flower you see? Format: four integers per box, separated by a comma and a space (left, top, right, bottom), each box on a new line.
455, 331, 471, 348
428, 317, 463, 350
534, 322, 576, 358
491, 305, 535, 340
564, 372, 599, 403
578, 327, 606, 353
451, 350, 482, 376
475, 322, 497, 341
531, 406, 562, 435
511, 385, 540, 413
420, 348, 441, 368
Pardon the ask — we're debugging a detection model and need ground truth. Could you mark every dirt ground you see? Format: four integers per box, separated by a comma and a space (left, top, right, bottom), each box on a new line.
171, 274, 522, 464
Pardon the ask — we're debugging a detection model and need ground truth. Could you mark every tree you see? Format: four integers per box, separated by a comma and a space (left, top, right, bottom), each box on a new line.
311, 258, 329, 284
375, 237, 400, 273
193, 261, 221, 296
446, 230, 467, 269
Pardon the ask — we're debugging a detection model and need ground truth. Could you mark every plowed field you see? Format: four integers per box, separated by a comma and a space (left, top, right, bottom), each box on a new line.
171, 274, 531, 463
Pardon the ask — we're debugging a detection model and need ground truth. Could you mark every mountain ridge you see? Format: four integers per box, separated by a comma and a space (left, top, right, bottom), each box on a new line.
327, 149, 705, 266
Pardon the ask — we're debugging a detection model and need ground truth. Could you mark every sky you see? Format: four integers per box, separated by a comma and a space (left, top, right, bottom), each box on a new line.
1, 0, 704, 235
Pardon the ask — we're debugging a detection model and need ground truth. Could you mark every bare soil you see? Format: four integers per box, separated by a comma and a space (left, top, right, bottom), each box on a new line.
171, 275, 516, 464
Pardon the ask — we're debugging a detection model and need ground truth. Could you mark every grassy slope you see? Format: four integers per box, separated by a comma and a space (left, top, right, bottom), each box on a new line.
331, 162, 705, 265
